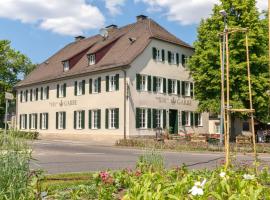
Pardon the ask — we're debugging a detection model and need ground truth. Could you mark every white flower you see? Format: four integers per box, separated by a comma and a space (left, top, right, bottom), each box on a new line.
201, 179, 207, 187
219, 172, 226, 178
243, 174, 255, 180
189, 185, 204, 196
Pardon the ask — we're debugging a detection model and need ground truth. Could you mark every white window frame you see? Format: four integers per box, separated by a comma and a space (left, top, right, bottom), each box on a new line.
185, 82, 191, 97
215, 123, 221, 134
92, 110, 98, 129
109, 109, 116, 129
59, 84, 65, 98
171, 52, 177, 65
75, 110, 83, 130
156, 49, 163, 62
185, 111, 190, 127
88, 54, 95, 65
42, 87, 47, 100
77, 80, 83, 96
171, 79, 177, 95
156, 109, 163, 128
139, 108, 148, 129
93, 78, 99, 93
140, 75, 148, 92
21, 114, 26, 130
41, 113, 47, 130
156, 77, 163, 93
22, 91, 27, 102
30, 113, 36, 130
109, 75, 116, 92
198, 113, 203, 126
58, 112, 64, 130
63, 61, 69, 72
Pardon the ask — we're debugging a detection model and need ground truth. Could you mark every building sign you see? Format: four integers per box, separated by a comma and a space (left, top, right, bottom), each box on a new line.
5, 92, 14, 100
156, 97, 192, 106
49, 100, 77, 107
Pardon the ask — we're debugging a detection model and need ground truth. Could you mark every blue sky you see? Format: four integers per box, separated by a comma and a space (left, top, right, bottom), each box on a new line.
0, 0, 266, 64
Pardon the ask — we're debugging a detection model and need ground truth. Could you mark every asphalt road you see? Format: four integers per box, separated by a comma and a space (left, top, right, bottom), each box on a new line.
31, 139, 270, 174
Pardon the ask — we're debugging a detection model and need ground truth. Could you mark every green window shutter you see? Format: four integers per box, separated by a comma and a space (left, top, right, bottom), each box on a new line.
168, 79, 172, 94
40, 113, 42, 129
35, 113, 38, 129
105, 109, 109, 129
181, 81, 185, 96
41, 87, 43, 100
190, 83, 194, 98
57, 84, 59, 98
89, 79, 92, 94
82, 80, 85, 95
20, 91, 22, 102
163, 110, 166, 129
181, 111, 186, 126
161, 49, 165, 61
19, 115, 22, 129
89, 110, 92, 129
63, 112, 66, 129
106, 76, 109, 92
176, 53, 179, 65
147, 76, 152, 91
56, 112, 59, 129
30, 89, 32, 101
35, 88, 38, 100
25, 114, 27, 129
116, 74, 119, 91
152, 47, 157, 60
147, 109, 152, 129
152, 109, 157, 128
26, 90, 28, 102
64, 83, 67, 97
47, 86, 49, 99
98, 77, 101, 93
163, 78, 166, 93
46, 113, 49, 129
115, 108, 119, 129
74, 111, 77, 129
177, 81, 181, 96
191, 112, 194, 126
74, 81, 77, 96
29, 114, 32, 129
136, 74, 141, 91
153, 76, 157, 92
136, 108, 140, 128
182, 54, 186, 66
168, 51, 171, 63
97, 109, 101, 129
195, 113, 199, 127
82, 110, 85, 129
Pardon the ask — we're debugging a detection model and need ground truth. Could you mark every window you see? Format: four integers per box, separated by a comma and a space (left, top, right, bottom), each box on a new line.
109, 109, 116, 129
136, 108, 151, 129
140, 75, 147, 91
63, 61, 69, 71
40, 113, 48, 130
109, 76, 116, 91
60, 84, 65, 97
156, 109, 163, 128
171, 53, 175, 64
197, 113, 202, 126
57, 112, 66, 129
88, 54, 95, 65
75, 110, 84, 129
106, 108, 119, 129
157, 49, 162, 62
34, 88, 39, 101
30, 113, 37, 129
182, 111, 190, 126
156, 77, 163, 93
185, 82, 191, 96
20, 114, 27, 129
75, 80, 85, 96
41, 86, 49, 100
215, 123, 221, 134
93, 78, 99, 93
92, 110, 98, 129
171, 80, 177, 94
140, 109, 147, 129
22, 90, 27, 102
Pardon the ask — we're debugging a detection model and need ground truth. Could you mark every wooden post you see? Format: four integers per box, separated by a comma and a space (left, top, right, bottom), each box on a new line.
245, 33, 258, 172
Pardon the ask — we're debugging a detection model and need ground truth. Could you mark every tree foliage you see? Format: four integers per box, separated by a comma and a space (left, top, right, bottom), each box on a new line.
189, 0, 269, 122
0, 40, 35, 127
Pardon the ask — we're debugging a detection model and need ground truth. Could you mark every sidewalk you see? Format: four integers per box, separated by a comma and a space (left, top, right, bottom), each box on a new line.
38, 133, 123, 146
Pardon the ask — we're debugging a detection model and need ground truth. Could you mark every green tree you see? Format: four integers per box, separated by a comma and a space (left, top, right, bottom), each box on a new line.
189, 0, 269, 124
0, 40, 35, 127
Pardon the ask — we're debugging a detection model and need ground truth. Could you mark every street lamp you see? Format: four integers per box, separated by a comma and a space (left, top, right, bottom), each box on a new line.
219, 9, 227, 144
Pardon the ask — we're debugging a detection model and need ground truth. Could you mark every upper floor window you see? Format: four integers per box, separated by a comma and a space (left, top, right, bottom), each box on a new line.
93, 78, 99, 93
106, 74, 119, 92
185, 82, 191, 97
88, 54, 95, 65
63, 61, 70, 72
152, 47, 165, 62
57, 83, 67, 98
156, 77, 163, 93
168, 79, 178, 95
74, 80, 85, 96
136, 74, 151, 92
21, 90, 28, 102
171, 80, 177, 94
41, 86, 49, 100
140, 75, 147, 91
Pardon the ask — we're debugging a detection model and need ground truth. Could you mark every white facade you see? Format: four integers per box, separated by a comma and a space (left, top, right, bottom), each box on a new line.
16, 39, 209, 137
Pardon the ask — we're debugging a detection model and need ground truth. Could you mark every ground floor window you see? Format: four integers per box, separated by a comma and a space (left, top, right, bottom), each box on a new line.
29, 113, 37, 129
197, 113, 202, 126
106, 108, 119, 129
136, 108, 152, 129
181, 111, 190, 126
20, 114, 27, 129
56, 111, 66, 129
74, 110, 85, 129
40, 113, 48, 130
152, 109, 166, 129
89, 109, 101, 129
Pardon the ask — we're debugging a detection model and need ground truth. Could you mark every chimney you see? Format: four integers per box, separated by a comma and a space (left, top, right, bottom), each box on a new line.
75, 35, 85, 41
136, 15, 148, 22
105, 24, 118, 34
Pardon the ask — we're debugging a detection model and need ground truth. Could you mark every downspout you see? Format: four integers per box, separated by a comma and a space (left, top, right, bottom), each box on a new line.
121, 69, 127, 140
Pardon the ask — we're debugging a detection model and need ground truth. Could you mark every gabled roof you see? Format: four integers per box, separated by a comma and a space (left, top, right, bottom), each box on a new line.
16, 18, 193, 88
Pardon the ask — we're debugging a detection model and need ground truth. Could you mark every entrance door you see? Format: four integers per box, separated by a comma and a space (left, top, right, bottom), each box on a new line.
169, 109, 178, 134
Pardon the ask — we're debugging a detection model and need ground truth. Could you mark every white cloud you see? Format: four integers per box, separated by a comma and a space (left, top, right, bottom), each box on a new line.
136, 0, 267, 25
105, 0, 126, 15
0, 0, 105, 36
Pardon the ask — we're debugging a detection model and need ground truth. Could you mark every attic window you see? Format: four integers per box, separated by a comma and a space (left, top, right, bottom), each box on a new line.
88, 54, 95, 66
63, 61, 69, 71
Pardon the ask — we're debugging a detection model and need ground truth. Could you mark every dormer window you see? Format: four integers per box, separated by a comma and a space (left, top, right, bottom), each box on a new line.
63, 61, 69, 71
88, 54, 95, 65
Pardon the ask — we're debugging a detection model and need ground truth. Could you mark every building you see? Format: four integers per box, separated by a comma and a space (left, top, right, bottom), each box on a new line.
15, 15, 209, 138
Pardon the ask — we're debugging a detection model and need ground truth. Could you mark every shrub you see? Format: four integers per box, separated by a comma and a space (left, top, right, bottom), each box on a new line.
137, 150, 164, 172
0, 130, 39, 140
